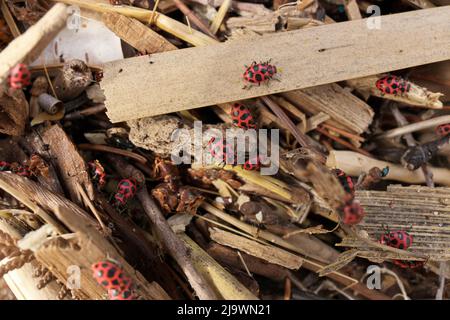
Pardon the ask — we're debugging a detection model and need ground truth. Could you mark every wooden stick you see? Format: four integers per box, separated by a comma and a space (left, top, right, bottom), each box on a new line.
0, 0, 20, 38
78, 143, 148, 164
180, 233, 258, 299
101, 6, 450, 122
376, 115, 450, 139
173, 0, 218, 39
210, 0, 231, 34
326, 150, 450, 186
0, 3, 68, 85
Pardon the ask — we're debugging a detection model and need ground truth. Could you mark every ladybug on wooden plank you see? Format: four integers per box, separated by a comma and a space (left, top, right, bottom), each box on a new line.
230, 103, 257, 129
380, 228, 414, 250
114, 178, 138, 206
375, 75, 411, 95
243, 59, 279, 88
109, 284, 136, 300
8, 63, 31, 90
91, 260, 132, 291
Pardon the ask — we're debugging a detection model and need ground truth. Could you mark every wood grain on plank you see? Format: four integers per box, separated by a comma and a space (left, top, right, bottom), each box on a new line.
102, 6, 450, 122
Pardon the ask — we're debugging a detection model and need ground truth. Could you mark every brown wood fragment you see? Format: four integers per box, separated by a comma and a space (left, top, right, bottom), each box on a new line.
281, 83, 374, 135
0, 89, 28, 136
207, 243, 290, 281
39, 124, 95, 206
102, 12, 178, 54
210, 227, 303, 270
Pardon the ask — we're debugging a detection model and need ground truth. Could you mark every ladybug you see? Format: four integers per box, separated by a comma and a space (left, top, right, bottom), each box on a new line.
342, 200, 365, 225
13, 165, 31, 177
91, 260, 133, 292
114, 178, 138, 206
8, 63, 31, 90
207, 137, 236, 165
109, 283, 136, 300
435, 124, 450, 137
88, 160, 106, 188
243, 156, 261, 171
333, 169, 355, 194
380, 229, 413, 250
375, 75, 411, 95
0, 161, 11, 171
231, 103, 257, 129
243, 60, 278, 87
393, 260, 424, 269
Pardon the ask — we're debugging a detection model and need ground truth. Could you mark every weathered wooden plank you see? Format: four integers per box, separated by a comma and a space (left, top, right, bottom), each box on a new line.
102, 6, 450, 122
339, 185, 450, 261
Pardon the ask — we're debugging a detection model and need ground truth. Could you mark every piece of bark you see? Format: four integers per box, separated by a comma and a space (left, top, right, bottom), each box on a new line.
0, 89, 28, 136
281, 83, 374, 135
210, 227, 303, 270
19, 129, 65, 195
339, 185, 450, 261
52, 60, 92, 102
102, 12, 178, 54
100, 6, 450, 122
0, 3, 68, 85
39, 124, 95, 205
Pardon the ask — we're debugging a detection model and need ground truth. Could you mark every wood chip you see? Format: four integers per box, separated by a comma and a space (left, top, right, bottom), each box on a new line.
210, 227, 303, 270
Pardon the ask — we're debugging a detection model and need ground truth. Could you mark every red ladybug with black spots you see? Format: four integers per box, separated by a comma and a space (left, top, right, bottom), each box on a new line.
393, 260, 424, 269
8, 63, 31, 90
114, 178, 138, 206
243, 155, 261, 171
109, 284, 136, 300
342, 200, 365, 225
91, 260, 132, 291
243, 60, 278, 88
207, 137, 236, 165
435, 124, 450, 137
380, 229, 413, 250
376, 75, 411, 95
231, 103, 257, 129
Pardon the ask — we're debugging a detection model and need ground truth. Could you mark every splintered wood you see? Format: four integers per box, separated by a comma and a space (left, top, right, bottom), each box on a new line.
102, 7, 450, 122
339, 185, 450, 261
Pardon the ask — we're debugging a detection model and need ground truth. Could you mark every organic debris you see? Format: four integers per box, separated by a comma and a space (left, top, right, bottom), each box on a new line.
0, 0, 449, 302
